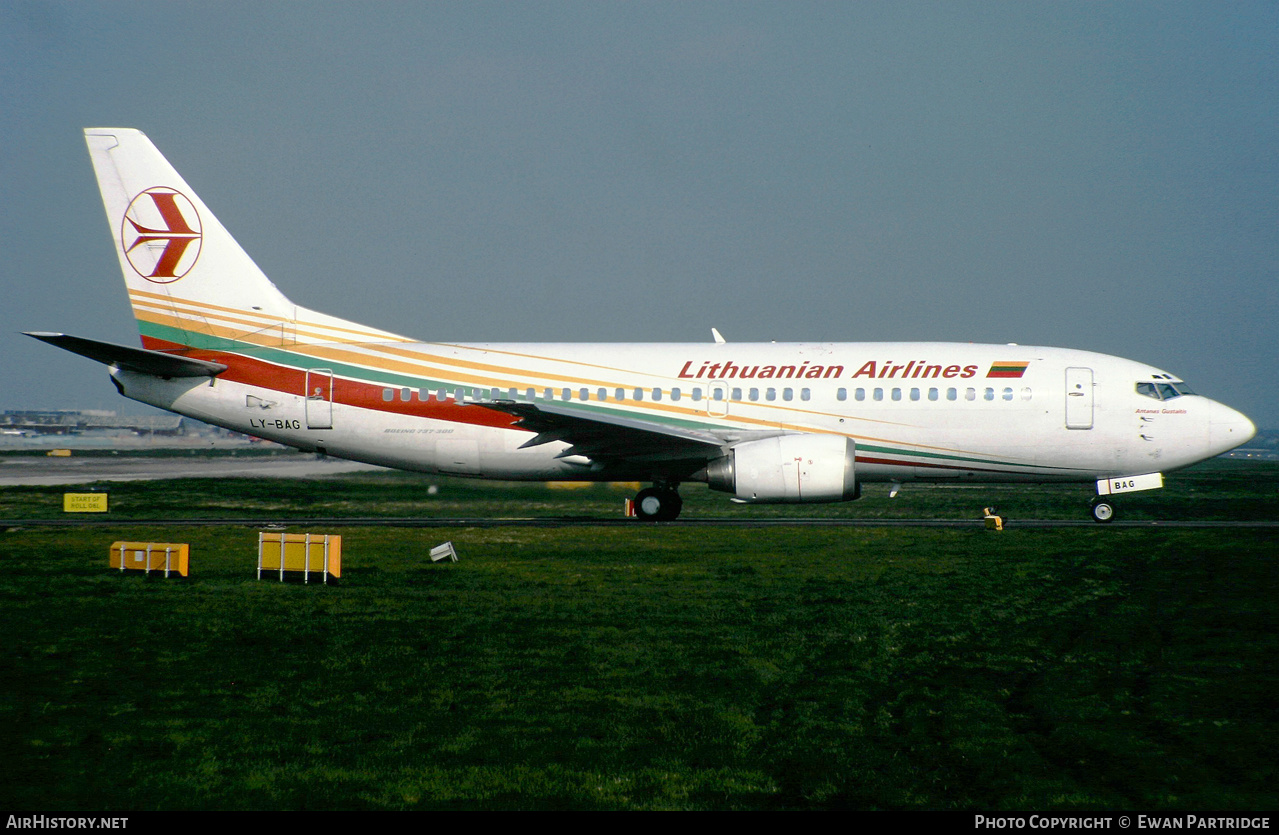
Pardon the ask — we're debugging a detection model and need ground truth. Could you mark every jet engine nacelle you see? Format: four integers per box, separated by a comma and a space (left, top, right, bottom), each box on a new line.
706, 434, 859, 503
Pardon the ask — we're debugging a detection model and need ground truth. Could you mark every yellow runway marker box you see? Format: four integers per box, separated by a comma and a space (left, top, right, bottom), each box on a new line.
109, 542, 189, 577
258, 533, 341, 583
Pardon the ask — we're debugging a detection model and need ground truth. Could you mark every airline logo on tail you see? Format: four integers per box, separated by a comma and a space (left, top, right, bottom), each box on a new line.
121, 187, 202, 282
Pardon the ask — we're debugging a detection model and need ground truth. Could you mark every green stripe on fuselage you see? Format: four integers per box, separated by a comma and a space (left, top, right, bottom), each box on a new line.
139, 321, 719, 432
140, 321, 1086, 472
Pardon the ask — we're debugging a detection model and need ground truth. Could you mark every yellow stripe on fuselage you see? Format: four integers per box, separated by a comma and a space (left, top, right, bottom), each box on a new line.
131, 297, 1002, 459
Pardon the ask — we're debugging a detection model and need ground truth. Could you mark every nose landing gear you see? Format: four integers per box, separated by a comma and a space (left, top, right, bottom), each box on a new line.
1090, 497, 1117, 523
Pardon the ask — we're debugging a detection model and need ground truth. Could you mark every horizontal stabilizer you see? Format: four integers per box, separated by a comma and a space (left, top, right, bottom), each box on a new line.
25, 332, 227, 378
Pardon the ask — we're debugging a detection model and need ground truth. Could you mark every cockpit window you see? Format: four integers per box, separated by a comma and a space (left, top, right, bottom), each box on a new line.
1136, 381, 1196, 400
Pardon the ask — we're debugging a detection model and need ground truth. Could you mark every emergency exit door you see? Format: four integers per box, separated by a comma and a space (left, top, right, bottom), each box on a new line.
705, 381, 730, 417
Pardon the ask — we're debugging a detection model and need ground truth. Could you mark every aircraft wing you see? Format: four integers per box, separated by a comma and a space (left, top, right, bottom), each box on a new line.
25, 332, 228, 378
475, 399, 775, 464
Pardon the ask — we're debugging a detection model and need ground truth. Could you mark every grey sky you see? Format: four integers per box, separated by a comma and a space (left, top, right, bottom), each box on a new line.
3, 2, 1275, 423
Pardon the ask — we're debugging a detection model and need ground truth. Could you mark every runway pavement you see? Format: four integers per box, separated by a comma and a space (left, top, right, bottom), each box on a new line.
0, 454, 385, 486
3, 455, 1273, 529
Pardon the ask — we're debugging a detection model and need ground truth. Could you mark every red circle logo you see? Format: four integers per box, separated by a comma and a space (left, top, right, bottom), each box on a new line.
121, 188, 202, 283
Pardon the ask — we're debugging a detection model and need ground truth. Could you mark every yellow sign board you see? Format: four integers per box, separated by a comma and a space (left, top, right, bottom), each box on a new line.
64, 493, 109, 513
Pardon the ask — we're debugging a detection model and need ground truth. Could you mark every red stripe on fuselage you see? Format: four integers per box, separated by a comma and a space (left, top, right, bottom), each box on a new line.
138, 336, 522, 430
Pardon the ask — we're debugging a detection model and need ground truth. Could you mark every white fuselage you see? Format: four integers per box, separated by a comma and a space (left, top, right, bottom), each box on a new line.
111, 340, 1255, 488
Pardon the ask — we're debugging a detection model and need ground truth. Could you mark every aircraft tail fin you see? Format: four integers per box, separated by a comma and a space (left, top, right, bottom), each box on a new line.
85, 128, 297, 350
84, 128, 407, 356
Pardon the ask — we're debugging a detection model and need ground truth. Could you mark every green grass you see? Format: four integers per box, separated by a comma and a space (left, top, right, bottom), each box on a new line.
1, 459, 1276, 809
1, 515, 1277, 809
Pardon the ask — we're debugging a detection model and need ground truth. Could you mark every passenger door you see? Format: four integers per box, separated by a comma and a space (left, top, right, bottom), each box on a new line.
305, 368, 334, 429
1065, 367, 1094, 430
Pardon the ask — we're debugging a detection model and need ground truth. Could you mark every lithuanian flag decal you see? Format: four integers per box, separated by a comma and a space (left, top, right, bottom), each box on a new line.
987, 361, 1030, 378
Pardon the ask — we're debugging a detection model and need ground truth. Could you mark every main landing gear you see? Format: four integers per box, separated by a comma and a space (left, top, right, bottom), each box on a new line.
633, 484, 683, 522
1090, 497, 1117, 524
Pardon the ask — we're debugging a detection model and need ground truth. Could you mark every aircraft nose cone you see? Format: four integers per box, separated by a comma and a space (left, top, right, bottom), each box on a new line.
1208, 402, 1256, 457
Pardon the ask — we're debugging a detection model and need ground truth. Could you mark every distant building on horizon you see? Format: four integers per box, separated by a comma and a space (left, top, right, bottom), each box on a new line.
2, 409, 184, 436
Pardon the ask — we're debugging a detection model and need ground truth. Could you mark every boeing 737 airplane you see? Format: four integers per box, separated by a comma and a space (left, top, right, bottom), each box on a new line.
28, 129, 1256, 522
